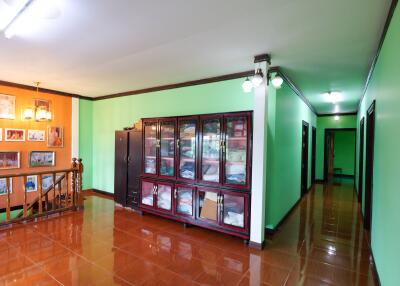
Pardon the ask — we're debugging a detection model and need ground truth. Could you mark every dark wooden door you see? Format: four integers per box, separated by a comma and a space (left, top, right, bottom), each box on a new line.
301, 121, 309, 196
364, 101, 375, 231
311, 127, 317, 184
114, 131, 128, 206
358, 118, 365, 203
127, 129, 142, 209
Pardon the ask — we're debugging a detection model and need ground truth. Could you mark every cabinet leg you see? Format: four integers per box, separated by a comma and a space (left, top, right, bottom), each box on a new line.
183, 222, 190, 228
243, 239, 249, 245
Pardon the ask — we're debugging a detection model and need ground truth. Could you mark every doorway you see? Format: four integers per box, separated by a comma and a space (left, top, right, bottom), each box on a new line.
323, 128, 356, 182
358, 118, 365, 203
311, 127, 317, 184
364, 101, 376, 232
301, 121, 309, 196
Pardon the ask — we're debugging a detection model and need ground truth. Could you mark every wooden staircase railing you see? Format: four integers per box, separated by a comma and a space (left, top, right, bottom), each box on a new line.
0, 158, 84, 226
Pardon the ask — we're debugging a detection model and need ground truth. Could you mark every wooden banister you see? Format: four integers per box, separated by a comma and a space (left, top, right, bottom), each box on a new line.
0, 158, 84, 226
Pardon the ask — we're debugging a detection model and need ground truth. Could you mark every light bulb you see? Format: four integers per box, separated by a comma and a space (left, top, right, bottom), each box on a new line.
242, 78, 253, 93
46, 111, 52, 120
23, 108, 34, 120
271, 75, 283, 89
36, 108, 47, 121
334, 115, 340, 121
251, 69, 264, 87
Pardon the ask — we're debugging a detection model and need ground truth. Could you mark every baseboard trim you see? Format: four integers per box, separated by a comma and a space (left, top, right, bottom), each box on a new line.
315, 179, 325, 184
85, 189, 114, 198
248, 240, 266, 250
370, 249, 381, 286
333, 174, 355, 179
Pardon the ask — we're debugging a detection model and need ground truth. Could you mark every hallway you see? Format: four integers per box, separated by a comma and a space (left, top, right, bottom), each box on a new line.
0, 180, 376, 285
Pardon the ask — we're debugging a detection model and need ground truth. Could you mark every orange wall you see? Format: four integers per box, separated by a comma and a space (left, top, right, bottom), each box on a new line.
0, 85, 72, 209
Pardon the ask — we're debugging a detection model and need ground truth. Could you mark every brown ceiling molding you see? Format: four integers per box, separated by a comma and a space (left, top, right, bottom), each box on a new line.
270, 66, 318, 115
0, 80, 91, 100
358, 0, 398, 110
318, 112, 357, 117
94, 70, 255, 100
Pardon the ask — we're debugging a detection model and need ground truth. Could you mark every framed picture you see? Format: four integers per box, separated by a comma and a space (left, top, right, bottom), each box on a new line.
5, 128, 25, 141
26, 175, 38, 192
0, 151, 20, 170
29, 151, 55, 167
0, 128, 2, 141
42, 174, 61, 190
28, 130, 46, 141
47, 126, 63, 147
0, 178, 12, 195
0, 94, 16, 119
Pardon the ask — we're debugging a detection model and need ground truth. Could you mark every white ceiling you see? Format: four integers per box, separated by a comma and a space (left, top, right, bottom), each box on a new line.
0, 0, 392, 113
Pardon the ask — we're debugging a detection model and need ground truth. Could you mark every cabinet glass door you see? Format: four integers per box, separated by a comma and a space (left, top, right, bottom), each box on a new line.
159, 120, 176, 177
175, 186, 194, 217
156, 183, 172, 211
200, 118, 221, 183
197, 189, 219, 224
144, 121, 157, 175
178, 118, 197, 180
141, 180, 155, 207
221, 192, 246, 230
224, 115, 248, 186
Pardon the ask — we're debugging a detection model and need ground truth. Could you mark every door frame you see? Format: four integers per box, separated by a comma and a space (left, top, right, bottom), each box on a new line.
323, 128, 357, 181
311, 126, 317, 184
364, 100, 376, 232
301, 121, 309, 196
358, 117, 365, 203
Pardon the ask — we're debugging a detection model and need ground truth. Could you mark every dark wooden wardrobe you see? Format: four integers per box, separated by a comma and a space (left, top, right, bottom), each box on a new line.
114, 124, 142, 209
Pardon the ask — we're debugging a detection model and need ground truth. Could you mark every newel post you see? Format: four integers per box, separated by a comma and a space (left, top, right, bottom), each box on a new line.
71, 158, 78, 207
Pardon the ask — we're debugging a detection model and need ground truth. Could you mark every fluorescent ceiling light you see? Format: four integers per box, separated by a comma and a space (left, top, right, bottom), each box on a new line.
323, 91, 342, 104
3, 0, 35, 39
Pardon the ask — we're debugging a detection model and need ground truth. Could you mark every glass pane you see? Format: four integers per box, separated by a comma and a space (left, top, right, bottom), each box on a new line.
157, 184, 172, 210
179, 121, 196, 180
144, 123, 157, 174
201, 119, 220, 182
224, 116, 248, 185
176, 187, 193, 216
223, 194, 245, 228
198, 190, 218, 222
160, 122, 175, 177
141, 181, 154, 206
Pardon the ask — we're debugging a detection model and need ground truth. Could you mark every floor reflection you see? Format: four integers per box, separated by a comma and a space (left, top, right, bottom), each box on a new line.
0, 180, 377, 285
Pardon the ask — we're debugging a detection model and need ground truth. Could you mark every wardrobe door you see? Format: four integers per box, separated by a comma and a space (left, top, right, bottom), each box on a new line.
159, 118, 177, 178
143, 120, 158, 176
177, 116, 198, 182
114, 131, 128, 206
140, 179, 156, 209
127, 129, 142, 208
220, 190, 249, 232
156, 182, 173, 213
174, 184, 195, 218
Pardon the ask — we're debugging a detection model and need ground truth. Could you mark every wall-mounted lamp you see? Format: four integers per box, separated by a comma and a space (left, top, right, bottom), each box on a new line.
271, 75, 283, 89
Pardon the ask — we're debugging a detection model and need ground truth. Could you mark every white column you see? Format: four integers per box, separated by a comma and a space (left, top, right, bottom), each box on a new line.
250, 60, 269, 247
71, 97, 79, 158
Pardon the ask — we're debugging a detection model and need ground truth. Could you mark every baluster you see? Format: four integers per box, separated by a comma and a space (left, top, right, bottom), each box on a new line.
38, 175, 43, 214
78, 158, 83, 205
52, 173, 56, 210
23, 176, 27, 218
65, 172, 69, 207
72, 158, 77, 207
58, 179, 62, 207
6, 177, 11, 222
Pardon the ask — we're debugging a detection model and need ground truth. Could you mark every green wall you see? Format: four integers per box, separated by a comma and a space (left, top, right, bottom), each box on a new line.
79, 77, 315, 231
356, 4, 400, 286
79, 99, 93, 190
333, 131, 355, 176
315, 115, 357, 180
265, 83, 316, 230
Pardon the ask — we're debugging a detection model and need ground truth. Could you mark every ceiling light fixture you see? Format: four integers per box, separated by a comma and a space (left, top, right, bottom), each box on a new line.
271, 75, 283, 89
334, 115, 340, 121
323, 91, 342, 104
242, 77, 253, 93
251, 68, 264, 87
3, 0, 36, 39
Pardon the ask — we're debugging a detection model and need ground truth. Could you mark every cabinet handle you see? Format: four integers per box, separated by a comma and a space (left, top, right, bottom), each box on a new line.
156, 139, 161, 148
176, 139, 180, 149
155, 185, 158, 195
152, 185, 156, 195
174, 188, 177, 199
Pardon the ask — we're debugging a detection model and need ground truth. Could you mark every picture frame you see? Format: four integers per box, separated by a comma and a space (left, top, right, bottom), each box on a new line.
0, 94, 16, 119
0, 151, 20, 170
47, 126, 63, 148
0, 128, 2, 141
0, 178, 13, 195
27, 130, 46, 142
42, 174, 61, 190
5, 128, 25, 142
26, 175, 38, 192
29, 151, 55, 167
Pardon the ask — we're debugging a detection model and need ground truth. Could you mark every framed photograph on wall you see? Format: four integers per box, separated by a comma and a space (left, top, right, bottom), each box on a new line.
0, 94, 16, 119
28, 130, 46, 141
42, 174, 61, 190
0, 151, 20, 170
0, 128, 2, 141
29, 151, 55, 167
47, 126, 63, 147
5, 128, 25, 141
26, 175, 38, 192
0, 178, 12, 195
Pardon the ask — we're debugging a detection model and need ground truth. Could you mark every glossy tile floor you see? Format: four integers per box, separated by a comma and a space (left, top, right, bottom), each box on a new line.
0, 179, 377, 286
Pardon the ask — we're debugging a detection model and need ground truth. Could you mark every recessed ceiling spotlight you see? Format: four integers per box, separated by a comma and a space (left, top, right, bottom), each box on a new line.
271, 75, 283, 89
